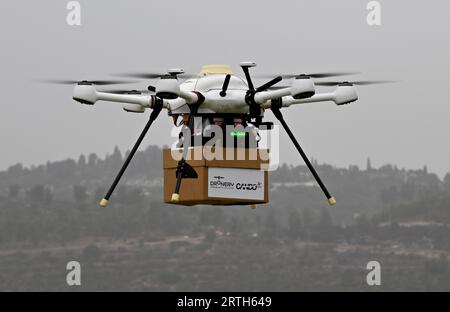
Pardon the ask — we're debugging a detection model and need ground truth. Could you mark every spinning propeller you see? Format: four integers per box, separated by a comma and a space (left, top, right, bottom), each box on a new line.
104, 89, 153, 94
255, 72, 359, 79
315, 80, 397, 87
113, 71, 196, 80
38, 79, 136, 85
268, 78, 396, 91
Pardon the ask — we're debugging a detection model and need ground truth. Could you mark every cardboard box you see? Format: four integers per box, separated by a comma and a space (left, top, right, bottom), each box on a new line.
163, 147, 269, 206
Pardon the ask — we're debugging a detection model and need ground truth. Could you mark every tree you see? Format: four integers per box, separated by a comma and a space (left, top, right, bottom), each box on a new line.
199, 207, 224, 227
108, 146, 122, 168
78, 154, 87, 167
381, 186, 398, 205
26, 184, 53, 205
319, 208, 332, 227
204, 227, 217, 243
263, 212, 278, 236
302, 208, 313, 226
288, 210, 302, 237
7, 163, 24, 178
8, 184, 20, 198
366, 157, 372, 171
355, 213, 371, 231
73, 184, 88, 203
444, 173, 450, 191
88, 153, 98, 167
82, 244, 101, 262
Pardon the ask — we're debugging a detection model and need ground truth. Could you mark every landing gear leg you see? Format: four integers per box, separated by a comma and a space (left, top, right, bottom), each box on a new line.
271, 98, 336, 206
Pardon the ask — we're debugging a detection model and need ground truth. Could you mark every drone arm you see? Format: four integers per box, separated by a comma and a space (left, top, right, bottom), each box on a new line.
281, 86, 358, 107
179, 90, 201, 104
96, 90, 200, 109
96, 92, 169, 108
282, 93, 336, 107
73, 84, 169, 108
254, 88, 292, 103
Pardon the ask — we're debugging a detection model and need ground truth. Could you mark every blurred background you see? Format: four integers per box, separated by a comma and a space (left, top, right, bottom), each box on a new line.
0, 0, 449, 291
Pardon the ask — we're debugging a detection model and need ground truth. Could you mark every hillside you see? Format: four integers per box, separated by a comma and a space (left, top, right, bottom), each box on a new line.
1, 145, 448, 224
0, 145, 449, 291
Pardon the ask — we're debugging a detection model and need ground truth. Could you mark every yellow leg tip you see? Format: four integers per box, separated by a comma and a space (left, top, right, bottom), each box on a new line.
328, 196, 337, 206
99, 198, 109, 207
171, 193, 180, 203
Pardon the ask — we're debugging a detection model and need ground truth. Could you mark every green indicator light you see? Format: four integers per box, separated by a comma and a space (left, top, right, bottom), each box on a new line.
230, 131, 247, 137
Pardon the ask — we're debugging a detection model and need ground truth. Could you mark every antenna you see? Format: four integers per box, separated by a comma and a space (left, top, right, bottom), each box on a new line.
220, 74, 231, 97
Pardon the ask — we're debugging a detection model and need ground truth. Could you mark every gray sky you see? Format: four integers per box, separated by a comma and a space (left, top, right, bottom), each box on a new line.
0, 0, 449, 176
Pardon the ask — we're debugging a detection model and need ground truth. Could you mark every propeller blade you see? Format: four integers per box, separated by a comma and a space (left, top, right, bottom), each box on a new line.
315, 80, 398, 87
256, 72, 359, 79
113, 72, 166, 79
256, 76, 283, 92
102, 85, 157, 94
101, 89, 150, 94
38, 79, 80, 85
86, 80, 136, 85
307, 72, 360, 79
268, 85, 291, 90
351, 80, 398, 86
38, 79, 136, 85
113, 72, 197, 79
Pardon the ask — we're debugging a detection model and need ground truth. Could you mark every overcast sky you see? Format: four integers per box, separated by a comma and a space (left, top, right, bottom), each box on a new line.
0, 0, 449, 177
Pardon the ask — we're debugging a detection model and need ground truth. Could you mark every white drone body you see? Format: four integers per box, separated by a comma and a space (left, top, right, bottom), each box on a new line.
72, 63, 358, 116
60, 62, 385, 207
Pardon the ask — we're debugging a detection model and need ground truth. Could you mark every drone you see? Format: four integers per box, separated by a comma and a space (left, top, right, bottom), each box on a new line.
44, 62, 393, 207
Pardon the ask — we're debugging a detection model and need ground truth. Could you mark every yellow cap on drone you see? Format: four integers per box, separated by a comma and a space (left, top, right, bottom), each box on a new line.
199, 65, 233, 75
